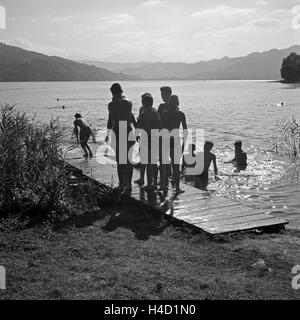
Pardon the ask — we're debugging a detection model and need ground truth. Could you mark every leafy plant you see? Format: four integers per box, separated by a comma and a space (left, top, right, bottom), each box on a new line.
0, 104, 69, 223
273, 116, 300, 160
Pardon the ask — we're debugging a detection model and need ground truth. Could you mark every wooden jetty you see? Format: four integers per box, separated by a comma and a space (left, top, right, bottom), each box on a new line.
66, 151, 288, 235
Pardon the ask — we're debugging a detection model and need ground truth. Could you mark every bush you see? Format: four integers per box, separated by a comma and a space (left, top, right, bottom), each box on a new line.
0, 105, 69, 223
273, 116, 300, 160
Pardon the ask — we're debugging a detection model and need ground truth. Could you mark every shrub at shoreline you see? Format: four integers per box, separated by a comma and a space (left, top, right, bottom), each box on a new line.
0, 105, 69, 224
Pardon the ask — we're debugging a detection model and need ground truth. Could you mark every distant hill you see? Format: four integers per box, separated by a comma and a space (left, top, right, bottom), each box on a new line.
3, 43, 300, 81
90, 46, 300, 80
0, 43, 136, 82
80, 60, 149, 72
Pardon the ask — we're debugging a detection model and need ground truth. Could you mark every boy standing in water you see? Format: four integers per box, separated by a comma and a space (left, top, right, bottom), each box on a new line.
194, 141, 218, 190
227, 140, 248, 172
73, 113, 96, 158
181, 143, 196, 183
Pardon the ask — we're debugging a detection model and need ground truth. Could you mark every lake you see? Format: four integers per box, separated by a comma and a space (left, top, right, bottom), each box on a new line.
0, 80, 299, 228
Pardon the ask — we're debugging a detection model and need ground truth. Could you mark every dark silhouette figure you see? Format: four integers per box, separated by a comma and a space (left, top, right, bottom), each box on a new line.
158, 86, 172, 185
158, 86, 172, 117
226, 140, 248, 172
182, 143, 196, 183
182, 143, 196, 173
105, 83, 135, 194
136, 93, 161, 192
134, 93, 157, 186
194, 141, 218, 190
161, 95, 188, 194
73, 113, 95, 158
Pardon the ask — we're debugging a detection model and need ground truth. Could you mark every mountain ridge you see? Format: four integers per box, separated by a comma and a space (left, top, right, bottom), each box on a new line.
1, 43, 300, 81
0, 43, 136, 82
82, 45, 300, 80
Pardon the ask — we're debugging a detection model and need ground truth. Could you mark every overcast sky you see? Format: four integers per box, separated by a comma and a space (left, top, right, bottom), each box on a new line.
0, 0, 300, 62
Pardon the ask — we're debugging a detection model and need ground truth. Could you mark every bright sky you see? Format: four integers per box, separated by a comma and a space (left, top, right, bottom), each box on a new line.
0, 0, 300, 62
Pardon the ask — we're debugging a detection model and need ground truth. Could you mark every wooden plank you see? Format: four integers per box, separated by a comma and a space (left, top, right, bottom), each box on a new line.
172, 211, 270, 226
172, 208, 265, 223
170, 198, 237, 212
194, 213, 276, 227
202, 218, 288, 235
171, 203, 259, 218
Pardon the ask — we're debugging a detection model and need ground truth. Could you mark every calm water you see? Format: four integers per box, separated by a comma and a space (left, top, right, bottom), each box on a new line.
0, 81, 300, 228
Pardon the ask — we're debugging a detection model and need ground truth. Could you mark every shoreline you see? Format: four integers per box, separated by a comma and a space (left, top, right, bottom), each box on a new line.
0, 79, 287, 83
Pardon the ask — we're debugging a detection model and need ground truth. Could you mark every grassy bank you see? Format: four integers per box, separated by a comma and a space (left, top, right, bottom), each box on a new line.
1, 203, 300, 300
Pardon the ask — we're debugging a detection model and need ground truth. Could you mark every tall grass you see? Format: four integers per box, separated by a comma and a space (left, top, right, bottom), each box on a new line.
0, 105, 69, 223
273, 116, 300, 161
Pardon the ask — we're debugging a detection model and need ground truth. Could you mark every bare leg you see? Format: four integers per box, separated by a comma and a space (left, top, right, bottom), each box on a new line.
135, 164, 145, 185
81, 143, 89, 157
126, 165, 133, 189
152, 164, 158, 189
125, 144, 133, 189
86, 144, 93, 157
146, 164, 153, 187
171, 147, 184, 194
161, 164, 169, 191
140, 165, 146, 182
117, 164, 125, 188
173, 163, 184, 193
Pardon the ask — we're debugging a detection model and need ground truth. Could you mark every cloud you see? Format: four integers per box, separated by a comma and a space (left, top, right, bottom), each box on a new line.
0, 4, 6, 30
50, 16, 73, 23
254, 0, 267, 6
249, 18, 281, 29
104, 31, 145, 38
192, 5, 256, 19
142, 0, 162, 7
100, 13, 134, 25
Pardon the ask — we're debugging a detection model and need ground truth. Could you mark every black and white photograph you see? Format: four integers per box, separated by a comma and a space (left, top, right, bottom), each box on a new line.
1, 0, 300, 304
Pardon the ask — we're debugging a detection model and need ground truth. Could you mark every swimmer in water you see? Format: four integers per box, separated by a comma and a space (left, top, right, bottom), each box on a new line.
73, 113, 96, 158
226, 140, 247, 172
181, 143, 196, 183
194, 141, 219, 190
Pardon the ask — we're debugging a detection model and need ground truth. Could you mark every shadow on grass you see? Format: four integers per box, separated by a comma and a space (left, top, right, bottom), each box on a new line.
102, 203, 168, 241
54, 201, 168, 241
53, 209, 110, 231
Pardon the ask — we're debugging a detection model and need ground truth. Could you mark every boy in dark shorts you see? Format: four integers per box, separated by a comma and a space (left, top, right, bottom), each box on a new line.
135, 93, 157, 186
105, 83, 135, 194
73, 113, 96, 158
194, 141, 218, 189
161, 95, 188, 194
136, 93, 160, 191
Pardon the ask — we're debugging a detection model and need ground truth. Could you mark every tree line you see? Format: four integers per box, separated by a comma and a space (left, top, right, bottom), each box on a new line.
281, 52, 300, 83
